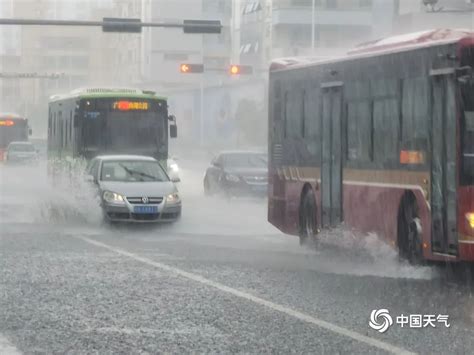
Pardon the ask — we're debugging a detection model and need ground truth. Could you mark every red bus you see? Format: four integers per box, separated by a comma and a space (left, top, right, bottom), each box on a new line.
268, 29, 474, 264
0, 113, 31, 161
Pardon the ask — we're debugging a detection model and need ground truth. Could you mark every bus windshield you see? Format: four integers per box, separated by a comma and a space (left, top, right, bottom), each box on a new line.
461, 82, 474, 185
106, 111, 164, 151
80, 98, 167, 157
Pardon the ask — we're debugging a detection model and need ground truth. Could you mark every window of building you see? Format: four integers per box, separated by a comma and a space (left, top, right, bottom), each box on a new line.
326, 0, 337, 9
163, 53, 189, 61
292, 0, 312, 6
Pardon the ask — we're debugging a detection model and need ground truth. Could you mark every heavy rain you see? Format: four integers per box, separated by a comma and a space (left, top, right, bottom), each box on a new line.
0, 0, 473, 353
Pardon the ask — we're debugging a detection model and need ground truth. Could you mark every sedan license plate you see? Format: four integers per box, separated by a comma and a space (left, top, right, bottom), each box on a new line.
133, 206, 158, 214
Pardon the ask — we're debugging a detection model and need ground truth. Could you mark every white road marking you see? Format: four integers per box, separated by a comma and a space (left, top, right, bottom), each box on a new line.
0, 334, 22, 355
78, 236, 415, 355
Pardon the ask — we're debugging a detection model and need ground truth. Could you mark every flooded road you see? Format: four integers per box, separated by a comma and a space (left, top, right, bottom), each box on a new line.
1, 159, 473, 354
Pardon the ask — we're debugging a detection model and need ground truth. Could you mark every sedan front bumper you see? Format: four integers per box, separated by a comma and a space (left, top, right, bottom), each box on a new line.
222, 181, 268, 197
103, 203, 181, 223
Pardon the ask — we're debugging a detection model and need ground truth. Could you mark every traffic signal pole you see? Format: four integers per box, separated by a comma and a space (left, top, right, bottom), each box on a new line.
0, 18, 222, 34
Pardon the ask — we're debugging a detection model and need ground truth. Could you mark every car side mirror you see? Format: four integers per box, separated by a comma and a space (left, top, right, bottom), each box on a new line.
170, 124, 177, 138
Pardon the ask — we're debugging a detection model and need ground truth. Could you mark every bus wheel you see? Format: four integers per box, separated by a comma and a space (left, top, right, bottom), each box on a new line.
398, 194, 423, 265
299, 189, 318, 247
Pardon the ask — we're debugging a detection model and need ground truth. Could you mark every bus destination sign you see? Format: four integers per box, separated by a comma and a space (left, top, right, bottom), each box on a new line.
113, 101, 149, 111
0, 120, 15, 126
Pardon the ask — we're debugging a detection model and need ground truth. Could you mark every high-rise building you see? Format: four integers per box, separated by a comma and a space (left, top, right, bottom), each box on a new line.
0, 0, 143, 136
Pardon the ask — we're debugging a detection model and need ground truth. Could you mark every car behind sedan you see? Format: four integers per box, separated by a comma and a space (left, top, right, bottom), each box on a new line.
5, 141, 38, 165
85, 155, 181, 223
203, 151, 268, 198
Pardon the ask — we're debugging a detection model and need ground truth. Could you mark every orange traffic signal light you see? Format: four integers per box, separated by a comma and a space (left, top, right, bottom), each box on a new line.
230, 65, 240, 75
179, 63, 204, 73
229, 64, 253, 75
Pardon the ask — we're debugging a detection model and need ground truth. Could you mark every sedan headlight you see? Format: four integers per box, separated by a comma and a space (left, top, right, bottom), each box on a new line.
166, 193, 180, 204
225, 174, 240, 182
103, 191, 125, 205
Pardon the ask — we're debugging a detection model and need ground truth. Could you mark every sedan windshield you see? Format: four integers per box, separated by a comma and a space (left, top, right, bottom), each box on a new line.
9, 143, 35, 152
100, 160, 169, 182
224, 153, 267, 168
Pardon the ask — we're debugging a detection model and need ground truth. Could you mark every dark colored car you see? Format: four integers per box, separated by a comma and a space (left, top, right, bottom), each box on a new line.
203, 151, 268, 197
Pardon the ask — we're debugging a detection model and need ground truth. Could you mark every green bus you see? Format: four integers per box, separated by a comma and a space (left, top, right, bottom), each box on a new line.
48, 87, 177, 171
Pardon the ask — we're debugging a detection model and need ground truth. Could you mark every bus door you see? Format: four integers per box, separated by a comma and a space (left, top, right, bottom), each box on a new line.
430, 69, 458, 255
320, 81, 344, 228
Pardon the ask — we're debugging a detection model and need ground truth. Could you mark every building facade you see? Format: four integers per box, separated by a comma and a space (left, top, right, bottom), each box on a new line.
0, 0, 142, 136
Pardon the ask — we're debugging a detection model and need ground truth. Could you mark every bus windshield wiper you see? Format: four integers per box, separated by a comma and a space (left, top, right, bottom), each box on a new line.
119, 164, 159, 181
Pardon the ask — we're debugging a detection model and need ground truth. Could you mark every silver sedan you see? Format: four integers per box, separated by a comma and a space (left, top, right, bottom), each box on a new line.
85, 155, 181, 223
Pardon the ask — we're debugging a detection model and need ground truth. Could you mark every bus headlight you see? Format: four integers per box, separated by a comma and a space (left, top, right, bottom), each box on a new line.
166, 193, 180, 204
103, 191, 125, 205
466, 213, 474, 229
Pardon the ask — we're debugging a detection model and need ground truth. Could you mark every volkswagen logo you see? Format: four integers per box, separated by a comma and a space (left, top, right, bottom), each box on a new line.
141, 196, 149, 204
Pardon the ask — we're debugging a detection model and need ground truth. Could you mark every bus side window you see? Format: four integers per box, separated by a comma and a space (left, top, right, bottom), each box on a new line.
48, 110, 52, 147
58, 111, 63, 149
303, 89, 321, 160
69, 112, 73, 143
347, 101, 372, 162
283, 91, 289, 138
285, 89, 303, 139
65, 115, 68, 147
53, 112, 56, 147
373, 98, 399, 164
401, 77, 429, 147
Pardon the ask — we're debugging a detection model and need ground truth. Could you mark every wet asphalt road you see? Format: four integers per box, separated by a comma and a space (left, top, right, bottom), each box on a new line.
1, 160, 473, 354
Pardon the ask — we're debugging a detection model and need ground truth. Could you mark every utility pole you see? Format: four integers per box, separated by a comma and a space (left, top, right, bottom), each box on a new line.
0, 18, 222, 34
311, 0, 316, 54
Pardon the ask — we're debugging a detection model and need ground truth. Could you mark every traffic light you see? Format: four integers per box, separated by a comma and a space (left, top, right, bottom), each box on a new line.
183, 20, 222, 34
179, 63, 204, 73
102, 18, 142, 33
229, 65, 253, 75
